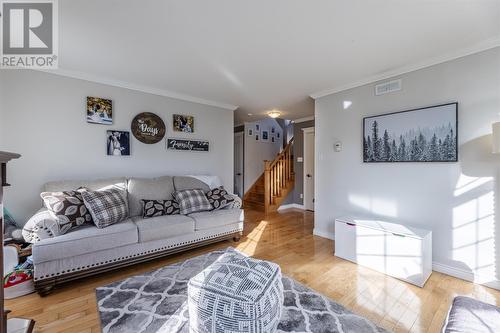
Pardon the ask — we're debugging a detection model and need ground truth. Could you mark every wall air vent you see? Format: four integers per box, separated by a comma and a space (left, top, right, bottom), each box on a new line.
375, 79, 402, 96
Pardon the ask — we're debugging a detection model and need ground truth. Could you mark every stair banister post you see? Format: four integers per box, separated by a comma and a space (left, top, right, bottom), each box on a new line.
264, 160, 271, 215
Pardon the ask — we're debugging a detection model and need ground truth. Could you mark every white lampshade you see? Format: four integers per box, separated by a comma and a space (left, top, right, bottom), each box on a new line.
492, 122, 500, 153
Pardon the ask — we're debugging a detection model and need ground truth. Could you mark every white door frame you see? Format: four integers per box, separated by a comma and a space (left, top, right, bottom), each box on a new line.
234, 132, 244, 198
302, 127, 315, 211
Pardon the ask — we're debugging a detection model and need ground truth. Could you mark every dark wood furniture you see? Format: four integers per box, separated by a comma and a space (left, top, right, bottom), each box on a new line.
0, 152, 35, 333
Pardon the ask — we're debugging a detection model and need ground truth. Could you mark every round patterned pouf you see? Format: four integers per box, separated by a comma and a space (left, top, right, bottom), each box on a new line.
187, 249, 283, 333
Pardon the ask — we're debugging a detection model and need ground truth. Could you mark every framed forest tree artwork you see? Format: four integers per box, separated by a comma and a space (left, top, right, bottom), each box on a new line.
363, 103, 458, 163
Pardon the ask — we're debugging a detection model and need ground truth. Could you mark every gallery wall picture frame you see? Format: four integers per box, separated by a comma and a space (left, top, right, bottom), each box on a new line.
107, 130, 130, 156
131, 112, 166, 144
271, 135, 275, 143
277, 132, 280, 139
87, 97, 112, 125
247, 128, 253, 136
261, 130, 269, 142
363, 102, 458, 163
255, 134, 259, 141
255, 124, 260, 133
166, 138, 209, 152
271, 127, 275, 134
173, 114, 194, 133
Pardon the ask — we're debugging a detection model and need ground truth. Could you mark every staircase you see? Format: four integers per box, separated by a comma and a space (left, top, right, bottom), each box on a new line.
243, 139, 295, 214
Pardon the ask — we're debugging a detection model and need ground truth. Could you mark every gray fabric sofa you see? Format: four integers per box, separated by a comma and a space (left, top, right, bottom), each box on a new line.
27, 176, 243, 295
442, 296, 500, 333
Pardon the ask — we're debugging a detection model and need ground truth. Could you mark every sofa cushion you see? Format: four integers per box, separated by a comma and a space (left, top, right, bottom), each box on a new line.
132, 215, 195, 242
189, 209, 244, 230
82, 187, 129, 228
32, 219, 138, 263
173, 176, 210, 192
128, 176, 175, 217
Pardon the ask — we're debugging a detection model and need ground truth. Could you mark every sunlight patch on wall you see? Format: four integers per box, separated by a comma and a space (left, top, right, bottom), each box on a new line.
452, 190, 496, 281
348, 194, 398, 218
454, 175, 493, 197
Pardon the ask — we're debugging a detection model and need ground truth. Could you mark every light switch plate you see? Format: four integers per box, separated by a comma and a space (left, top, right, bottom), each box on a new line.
297, 157, 303, 162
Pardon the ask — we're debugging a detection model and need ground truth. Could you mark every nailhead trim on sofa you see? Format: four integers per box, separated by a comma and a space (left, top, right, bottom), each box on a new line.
34, 228, 241, 280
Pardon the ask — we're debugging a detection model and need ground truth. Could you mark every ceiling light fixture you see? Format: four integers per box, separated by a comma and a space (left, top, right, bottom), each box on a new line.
267, 110, 281, 119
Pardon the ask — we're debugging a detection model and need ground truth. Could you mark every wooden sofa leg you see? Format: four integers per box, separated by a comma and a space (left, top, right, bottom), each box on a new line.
36, 280, 56, 297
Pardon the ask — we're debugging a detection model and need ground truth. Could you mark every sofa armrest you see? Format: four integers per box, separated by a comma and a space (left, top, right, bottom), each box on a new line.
227, 195, 242, 209
22, 208, 61, 243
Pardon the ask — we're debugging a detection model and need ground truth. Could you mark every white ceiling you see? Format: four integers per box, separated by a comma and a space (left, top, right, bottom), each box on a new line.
57, 0, 500, 124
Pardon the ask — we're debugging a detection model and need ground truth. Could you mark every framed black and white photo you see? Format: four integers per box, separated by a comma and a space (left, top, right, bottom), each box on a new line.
363, 102, 457, 163
277, 132, 280, 139
255, 124, 260, 133
262, 130, 269, 142
255, 134, 259, 141
107, 130, 130, 156
271, 135, 275, 143
271, 127, 275, 134
247, 128, 253, 136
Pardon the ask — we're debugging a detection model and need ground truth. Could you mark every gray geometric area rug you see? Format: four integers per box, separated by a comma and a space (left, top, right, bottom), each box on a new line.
96, 248, 390, 333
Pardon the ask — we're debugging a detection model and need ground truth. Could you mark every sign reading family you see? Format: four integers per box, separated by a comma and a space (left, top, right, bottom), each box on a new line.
1, 0, 58, 69
131, 112, 166, 144
166, 138, 209, 152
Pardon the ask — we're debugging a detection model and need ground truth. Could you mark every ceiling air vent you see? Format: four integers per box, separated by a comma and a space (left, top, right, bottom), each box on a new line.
375, 79, 402, 96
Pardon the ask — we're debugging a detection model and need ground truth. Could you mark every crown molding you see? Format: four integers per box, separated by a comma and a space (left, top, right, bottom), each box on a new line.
293, 115, 314, 123
310, 37, 500, 99
34, 68, 239, 111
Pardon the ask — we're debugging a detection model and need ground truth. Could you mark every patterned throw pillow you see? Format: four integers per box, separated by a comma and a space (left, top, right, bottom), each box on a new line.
205, 187, 235, 210
82, 188, 128, 228
172, 189, 212, 215
141, 199, 180, 218
40, 189, 92, 235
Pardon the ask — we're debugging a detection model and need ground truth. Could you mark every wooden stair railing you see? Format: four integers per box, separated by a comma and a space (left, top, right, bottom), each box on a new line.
264, 138, 294, 213
243, 139, 295, 213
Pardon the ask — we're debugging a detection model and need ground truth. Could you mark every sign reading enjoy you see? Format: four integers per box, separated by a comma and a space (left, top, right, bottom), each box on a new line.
166, 138, 209, 152
131, 112, 166, 144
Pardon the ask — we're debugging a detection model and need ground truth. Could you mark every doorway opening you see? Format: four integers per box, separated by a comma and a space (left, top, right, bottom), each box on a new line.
303, 127, 315, 211
234, 132, 244, 198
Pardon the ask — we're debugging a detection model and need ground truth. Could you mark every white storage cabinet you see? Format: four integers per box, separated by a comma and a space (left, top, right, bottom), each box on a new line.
335, 217, 432, 287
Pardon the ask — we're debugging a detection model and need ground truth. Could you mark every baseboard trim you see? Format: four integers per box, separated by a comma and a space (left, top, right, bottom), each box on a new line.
277, 203, 305, 211
432, 262, 500, 290
322, 233, 499, 289
313, 228, 335, 240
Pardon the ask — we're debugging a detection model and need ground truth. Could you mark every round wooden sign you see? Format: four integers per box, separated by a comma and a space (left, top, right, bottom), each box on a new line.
131, 112, 166, 144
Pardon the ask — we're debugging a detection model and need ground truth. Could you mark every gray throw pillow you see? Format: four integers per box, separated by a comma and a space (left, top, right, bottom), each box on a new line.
82, 187, 128, 228
40, 189, 92, 235
172, 189, 212, 215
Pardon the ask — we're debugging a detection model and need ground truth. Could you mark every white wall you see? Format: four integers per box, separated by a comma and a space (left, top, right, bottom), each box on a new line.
244, 119, 283, 192
315, 47, 500, 288
0, 70, 234, 224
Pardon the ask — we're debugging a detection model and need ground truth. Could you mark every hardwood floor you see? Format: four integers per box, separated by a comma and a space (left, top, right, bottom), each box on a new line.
6, 208, 500, 333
